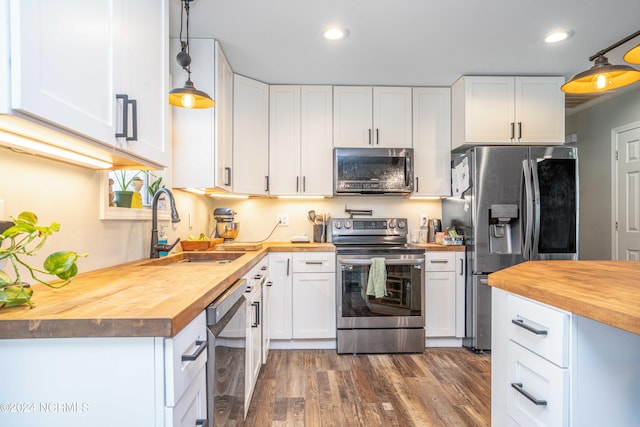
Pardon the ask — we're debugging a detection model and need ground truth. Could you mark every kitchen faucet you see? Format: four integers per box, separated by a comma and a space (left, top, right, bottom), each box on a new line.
150, 188, 181, 258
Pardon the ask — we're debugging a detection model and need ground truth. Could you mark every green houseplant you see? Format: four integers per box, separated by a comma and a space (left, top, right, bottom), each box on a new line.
112, 170, 141, 208
0, 212, 87, 309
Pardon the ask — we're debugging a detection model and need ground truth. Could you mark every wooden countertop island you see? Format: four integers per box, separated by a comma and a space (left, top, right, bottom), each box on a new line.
488, 260, 640, 335
0, 242, 335, 339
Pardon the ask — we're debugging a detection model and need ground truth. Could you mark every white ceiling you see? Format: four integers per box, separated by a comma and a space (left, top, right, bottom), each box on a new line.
169, 0, 640, 91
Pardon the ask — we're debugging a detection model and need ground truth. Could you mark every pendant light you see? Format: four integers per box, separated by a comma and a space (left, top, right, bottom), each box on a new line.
562, 30, 640, 94
168, 0, 215, 109
624, 44, 640, 64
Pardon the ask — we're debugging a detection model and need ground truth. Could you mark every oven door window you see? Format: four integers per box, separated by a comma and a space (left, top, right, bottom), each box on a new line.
341, 263, 422, 318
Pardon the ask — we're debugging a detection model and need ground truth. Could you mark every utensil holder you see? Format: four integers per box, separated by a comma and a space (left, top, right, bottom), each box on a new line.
313, 224, 326, 243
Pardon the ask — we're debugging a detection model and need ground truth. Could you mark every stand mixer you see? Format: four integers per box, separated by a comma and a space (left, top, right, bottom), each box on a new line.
213, 208, 239, 241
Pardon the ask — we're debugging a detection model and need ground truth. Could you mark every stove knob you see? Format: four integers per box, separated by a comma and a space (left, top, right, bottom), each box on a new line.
334, 220, 342, 229
397, 220, 406, 229
344, 220, 352, 229
388, 219, 396, 228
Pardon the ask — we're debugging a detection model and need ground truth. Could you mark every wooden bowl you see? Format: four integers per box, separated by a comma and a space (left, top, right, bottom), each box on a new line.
180, 238, 223, 251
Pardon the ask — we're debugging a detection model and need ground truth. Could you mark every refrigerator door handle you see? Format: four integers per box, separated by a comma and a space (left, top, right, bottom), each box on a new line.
522, 159, 534, 259
530, 159, 541, 259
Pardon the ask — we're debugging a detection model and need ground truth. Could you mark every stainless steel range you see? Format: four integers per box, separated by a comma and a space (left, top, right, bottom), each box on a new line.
332, 217, 425, 354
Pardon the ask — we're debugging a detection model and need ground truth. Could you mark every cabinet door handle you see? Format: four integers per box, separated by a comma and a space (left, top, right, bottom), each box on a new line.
517, 122, 522, 140
302, 176, 306, 193
195, 418, 208, 426
376, 128, 379, 145
224, 167, 232, 186
296, 176, 299, 192
286, 258, 290, 276
265, 176, 269, 193
128, 98, 138, 141
459, 259, 464, 275
368, 128, 372, 145
511, 318, 548, 335
181, 339, 208, 362
415, 177, 419, 192
510, 122, 515, 140
115, 94, 129, 139
511, 382, 547, 406
115, 94, 137, 141
252, 301, 260, 327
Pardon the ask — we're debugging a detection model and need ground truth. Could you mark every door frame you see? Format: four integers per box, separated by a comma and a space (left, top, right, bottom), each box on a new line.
610, 120, 640, 259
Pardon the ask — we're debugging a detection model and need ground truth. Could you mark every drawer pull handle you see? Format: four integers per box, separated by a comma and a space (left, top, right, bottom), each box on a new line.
195, 419, 208, 426
511, 382, 548, 406
429, 260, 449, 264
305, 261, 324, 265
181, 340, 208, 362
512, 318, 548, 335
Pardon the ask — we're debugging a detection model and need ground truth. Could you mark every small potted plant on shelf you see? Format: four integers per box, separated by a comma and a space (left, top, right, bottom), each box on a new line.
0, 212, 87, 309
112, 170, 141, 208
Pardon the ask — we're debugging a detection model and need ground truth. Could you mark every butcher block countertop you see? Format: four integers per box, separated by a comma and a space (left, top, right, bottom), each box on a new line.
0, 242, 334, 340
0, 241, 458, 340
488, 260, 640, 335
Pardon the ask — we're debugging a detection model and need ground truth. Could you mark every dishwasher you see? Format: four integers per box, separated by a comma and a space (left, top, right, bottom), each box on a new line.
206, 278, 247, 427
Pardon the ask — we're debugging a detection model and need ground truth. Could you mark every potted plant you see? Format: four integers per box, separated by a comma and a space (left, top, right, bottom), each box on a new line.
112, 170, 141, 208
146, 172, 165, 198
0, 212, 87, 309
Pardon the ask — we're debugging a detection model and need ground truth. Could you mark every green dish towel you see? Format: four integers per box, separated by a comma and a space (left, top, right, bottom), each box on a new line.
366, 257, 387, 298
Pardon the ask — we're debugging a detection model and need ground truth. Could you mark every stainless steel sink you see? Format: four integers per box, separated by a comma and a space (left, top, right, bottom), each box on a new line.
142, 251, 246, 266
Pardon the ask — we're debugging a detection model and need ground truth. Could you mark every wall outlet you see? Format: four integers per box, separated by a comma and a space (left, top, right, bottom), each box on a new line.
419, 213, 428, 228
276, 213, 289, 226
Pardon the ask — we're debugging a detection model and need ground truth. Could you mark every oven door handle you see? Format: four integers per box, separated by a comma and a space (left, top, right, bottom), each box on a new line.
338, 258, 425, 266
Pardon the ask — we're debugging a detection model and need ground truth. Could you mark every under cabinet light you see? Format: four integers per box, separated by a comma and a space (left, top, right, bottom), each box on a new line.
277, 195, 326, 200
0, 129, 112, 169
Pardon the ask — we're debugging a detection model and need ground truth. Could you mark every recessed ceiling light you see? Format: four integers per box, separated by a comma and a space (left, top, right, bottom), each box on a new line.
545, 30, 573, 43
323, 26, 349, 41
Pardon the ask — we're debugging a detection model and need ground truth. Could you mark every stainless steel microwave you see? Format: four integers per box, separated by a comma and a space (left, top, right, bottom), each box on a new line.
334, 147, 414, 194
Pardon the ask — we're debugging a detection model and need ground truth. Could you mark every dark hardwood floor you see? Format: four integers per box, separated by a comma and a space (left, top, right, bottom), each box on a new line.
242, 348, 491, 427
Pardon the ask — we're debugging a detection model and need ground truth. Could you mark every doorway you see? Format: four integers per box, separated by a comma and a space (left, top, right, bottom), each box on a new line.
612, 122, 640, 260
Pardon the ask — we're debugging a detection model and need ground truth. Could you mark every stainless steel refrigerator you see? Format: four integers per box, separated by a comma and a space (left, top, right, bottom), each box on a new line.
442, 146, 579, 352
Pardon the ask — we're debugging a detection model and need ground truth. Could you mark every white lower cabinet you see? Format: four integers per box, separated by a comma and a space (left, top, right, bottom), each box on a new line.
493, 288, 640, 427
0, 312, 207, 427
425, 251, 465, 345
268, 252, 337, 347
166, 366, 207, 427
243, 257, 268, 415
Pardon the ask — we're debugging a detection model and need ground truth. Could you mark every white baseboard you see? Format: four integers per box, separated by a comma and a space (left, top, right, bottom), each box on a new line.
425, 337, 463, 348
269, 339, 336, 350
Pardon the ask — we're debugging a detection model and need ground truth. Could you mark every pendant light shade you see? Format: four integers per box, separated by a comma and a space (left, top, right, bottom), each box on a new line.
561, 55, 640, 94
562, 29, 640, 94
624, 44, 640, 64
168, 0, 215, 109
169, 79, 215, 108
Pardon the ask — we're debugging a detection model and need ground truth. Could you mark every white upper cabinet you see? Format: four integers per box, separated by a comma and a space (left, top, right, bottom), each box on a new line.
215, 45, 234, 191
171, 39, 233, 191
412, 87, 451, 196
7, 0, 115, 144
113, 0, 169, 166
233, 74, 269, 195
269, 85, 333, 196
334, 86, 412, 147
4, 0, 168, 168
451, 76, 565, 150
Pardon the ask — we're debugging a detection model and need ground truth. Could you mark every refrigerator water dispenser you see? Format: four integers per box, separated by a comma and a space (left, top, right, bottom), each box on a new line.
489, 204, 519, 254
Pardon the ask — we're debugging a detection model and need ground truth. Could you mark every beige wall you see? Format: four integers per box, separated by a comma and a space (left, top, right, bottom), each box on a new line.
0, 149, 442, 275
0, 149, 212, 273
566, 85, 640, 260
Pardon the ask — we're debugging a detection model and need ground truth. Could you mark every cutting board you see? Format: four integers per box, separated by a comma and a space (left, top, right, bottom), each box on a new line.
216, 242, 264, 251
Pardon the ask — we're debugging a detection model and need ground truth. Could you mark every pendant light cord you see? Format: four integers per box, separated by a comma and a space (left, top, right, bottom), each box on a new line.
178, 0, 192, 76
